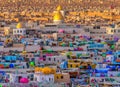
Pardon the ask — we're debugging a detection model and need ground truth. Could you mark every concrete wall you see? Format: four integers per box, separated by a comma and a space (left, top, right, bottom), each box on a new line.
34, 74, 54, 83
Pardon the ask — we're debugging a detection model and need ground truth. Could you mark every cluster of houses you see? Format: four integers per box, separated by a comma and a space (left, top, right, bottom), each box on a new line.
0, 6, 120, 87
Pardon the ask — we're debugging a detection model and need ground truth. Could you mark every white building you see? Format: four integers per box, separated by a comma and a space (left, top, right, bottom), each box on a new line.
13, 28, 26, 35
87, 24, 120, 39
9, 73, 27, 83
13, 22, 26, 36
34, 73, 54, 83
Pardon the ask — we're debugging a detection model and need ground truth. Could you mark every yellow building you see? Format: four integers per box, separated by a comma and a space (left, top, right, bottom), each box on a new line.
106, 27, 114, 35
54, 73, 70, 83
68, 62, 80, 68
106, 25, 120, 36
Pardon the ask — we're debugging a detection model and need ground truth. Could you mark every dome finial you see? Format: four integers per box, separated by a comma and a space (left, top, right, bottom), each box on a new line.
56, 5, 62, 11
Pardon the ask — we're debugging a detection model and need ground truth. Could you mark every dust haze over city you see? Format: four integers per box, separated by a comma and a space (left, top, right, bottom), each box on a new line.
0, 0, 120, 87
0, 0, 120, 24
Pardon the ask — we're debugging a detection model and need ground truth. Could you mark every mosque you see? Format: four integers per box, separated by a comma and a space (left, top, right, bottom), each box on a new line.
43, 5, 76, 28
13, 5, 120, 39
13, 22, 26, 35
12, 5, 90, 37
13, 22, 36, 37
13, 5, 65, 36
41, 5, 90, 36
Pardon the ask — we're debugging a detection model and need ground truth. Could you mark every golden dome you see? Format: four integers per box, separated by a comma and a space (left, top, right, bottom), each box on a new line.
53, 11, 63, 21
35, 67, 56, 74
16, 22, 24, 29
57, 5, 62, 11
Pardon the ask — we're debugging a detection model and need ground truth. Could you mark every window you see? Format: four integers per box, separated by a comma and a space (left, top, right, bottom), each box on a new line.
62, 59, 65, 62
98, 58, 100, 60
51, 78, 53, 81
85, 29, 89, 32
97, 26, 100, 29
23, 30, 26, 34
26, 55, 28, 57
48, 58, 51, 61
42, 77, 44, 80
49, 78, 51, 81
61, 76, 63, 79
43, 55, 46, 58
14, 30, 16, 33
76, 65, 78, 67
31, 77, 33, 81
118, 55, 120, 58
43, 58, 46, 61
17, 30, 19, 33
70, 64, 72, 68
20, 30, 22, 33
29, 55, 32, 57
54, 58, 56, 61
67, 55, 70, 59
35, 77, 37, 81
114, 30, 116, 33
28, 76, 30, 79
31, 58, 34, 61
57, 76, 59, 79
118, 30, 120, 32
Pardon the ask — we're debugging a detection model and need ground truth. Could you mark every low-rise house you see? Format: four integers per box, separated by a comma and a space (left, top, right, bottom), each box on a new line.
54, 73, 70, 84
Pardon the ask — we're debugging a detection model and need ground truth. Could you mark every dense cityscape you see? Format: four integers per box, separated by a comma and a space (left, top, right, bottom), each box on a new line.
0, 0, 120, 24
0, 0, 120, 87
